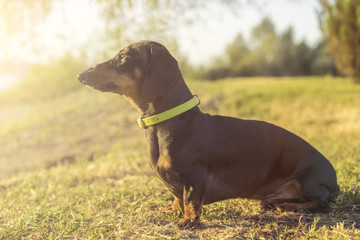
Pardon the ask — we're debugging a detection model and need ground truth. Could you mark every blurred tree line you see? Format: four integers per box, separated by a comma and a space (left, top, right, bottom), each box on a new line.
3, 0, 360, 96
201, 17, 337, 80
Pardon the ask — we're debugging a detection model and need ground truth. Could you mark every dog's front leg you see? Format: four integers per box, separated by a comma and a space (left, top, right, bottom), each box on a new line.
162, 196, 184, 213
177, 179, 204, 229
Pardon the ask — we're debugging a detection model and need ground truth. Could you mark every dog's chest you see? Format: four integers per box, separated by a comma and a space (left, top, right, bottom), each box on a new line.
149, 154, 179, 181
149, 154, 182, 195
146, 129, 183, 195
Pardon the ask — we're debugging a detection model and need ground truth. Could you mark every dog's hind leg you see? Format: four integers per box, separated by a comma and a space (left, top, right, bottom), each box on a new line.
262, 177, 334, 213
297, 164, 339, 212
261, 179, 328, 212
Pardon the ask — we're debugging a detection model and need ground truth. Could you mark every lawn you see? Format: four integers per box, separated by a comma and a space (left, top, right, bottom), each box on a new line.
0, 76, 359, 239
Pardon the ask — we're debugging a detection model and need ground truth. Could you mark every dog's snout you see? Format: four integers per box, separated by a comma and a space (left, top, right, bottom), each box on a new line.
77, 70, 89, 83
77, 73, 86, 83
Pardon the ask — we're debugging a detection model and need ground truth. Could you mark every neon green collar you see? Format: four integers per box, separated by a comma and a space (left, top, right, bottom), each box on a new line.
137, 95, 200, 128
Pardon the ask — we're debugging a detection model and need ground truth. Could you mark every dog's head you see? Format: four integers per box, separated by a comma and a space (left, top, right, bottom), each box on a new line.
77, 41, 181, 99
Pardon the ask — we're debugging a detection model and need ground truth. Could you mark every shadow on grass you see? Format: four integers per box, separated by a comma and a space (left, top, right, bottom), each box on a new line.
201, 204, 360, 229
194, 202, 360, 239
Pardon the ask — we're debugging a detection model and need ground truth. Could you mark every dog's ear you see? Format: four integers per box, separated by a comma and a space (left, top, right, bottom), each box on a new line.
141, 43, 181, 99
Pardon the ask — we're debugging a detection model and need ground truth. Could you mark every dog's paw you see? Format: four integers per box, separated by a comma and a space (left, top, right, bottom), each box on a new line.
162, 206, 180, 214
176, 218, 199, 229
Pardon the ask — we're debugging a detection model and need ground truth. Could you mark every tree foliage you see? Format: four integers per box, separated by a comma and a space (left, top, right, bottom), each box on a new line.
204, 18, 336, 80
319, 0, 360, 83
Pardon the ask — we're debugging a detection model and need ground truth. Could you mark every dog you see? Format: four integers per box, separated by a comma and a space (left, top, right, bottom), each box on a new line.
77, 41, 339, 229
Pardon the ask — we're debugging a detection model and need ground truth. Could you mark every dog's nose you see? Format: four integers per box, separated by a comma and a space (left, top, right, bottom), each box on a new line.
77, 72, 87, 83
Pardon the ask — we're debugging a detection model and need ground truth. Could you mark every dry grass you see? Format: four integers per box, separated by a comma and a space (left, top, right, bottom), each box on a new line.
1, 76, 360, 239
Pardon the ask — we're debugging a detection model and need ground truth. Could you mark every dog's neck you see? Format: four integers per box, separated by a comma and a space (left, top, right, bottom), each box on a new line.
139, 77, 194, 118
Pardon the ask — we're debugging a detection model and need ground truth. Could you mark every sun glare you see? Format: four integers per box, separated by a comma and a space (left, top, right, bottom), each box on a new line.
0, 0, 99, 68
0, 74, 17, 90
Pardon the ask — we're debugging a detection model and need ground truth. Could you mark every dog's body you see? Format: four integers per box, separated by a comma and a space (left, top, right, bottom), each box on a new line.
78, 41, 339, 228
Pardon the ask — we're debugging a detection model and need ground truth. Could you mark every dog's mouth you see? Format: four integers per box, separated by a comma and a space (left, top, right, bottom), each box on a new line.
101, 82, 120, 92
77, 71, 98, 89
79, 78, 86, 84
78, 75, 119, 93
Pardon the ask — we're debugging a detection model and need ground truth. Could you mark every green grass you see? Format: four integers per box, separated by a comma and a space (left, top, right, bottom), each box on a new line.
1, 76, 360, 239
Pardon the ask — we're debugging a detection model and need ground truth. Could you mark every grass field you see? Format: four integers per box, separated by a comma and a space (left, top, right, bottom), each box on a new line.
0, 76, 360, 239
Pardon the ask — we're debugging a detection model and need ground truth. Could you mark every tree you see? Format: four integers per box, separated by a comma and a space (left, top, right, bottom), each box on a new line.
293, 41, 314, 76
225, 33, 251, 76
311, 41, 338, 76
274, 27, 297, 75
250, 17, 278, 75
319, 0, 360, 83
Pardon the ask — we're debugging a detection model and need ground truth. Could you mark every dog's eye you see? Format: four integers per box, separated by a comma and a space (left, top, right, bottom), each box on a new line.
110, 53, 126, 67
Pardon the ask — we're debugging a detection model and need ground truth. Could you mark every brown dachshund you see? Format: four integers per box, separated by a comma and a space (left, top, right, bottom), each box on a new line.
77, 41, 339, 229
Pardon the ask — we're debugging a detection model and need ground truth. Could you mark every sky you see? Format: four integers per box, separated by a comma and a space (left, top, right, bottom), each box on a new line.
0, 0, 322, 89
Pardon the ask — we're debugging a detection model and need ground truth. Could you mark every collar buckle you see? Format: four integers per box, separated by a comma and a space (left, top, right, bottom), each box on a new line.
137, 117, 146, 129
193, 95, 201, 105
